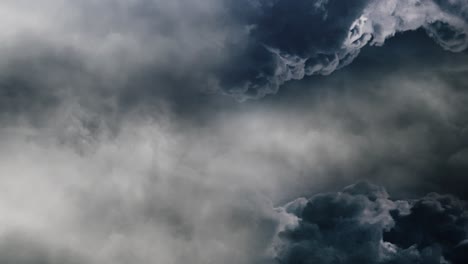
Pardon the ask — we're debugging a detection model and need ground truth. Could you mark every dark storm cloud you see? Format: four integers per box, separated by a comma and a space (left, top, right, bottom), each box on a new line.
1, 29, 468, 264
1, 1, 468, 264
220, 0, 468, 99
274, 182, 468, 264
253, 29, 468, 200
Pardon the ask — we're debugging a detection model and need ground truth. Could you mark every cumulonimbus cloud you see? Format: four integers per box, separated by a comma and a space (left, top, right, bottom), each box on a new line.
273, 182, 468, 264
222, 0, 468, 99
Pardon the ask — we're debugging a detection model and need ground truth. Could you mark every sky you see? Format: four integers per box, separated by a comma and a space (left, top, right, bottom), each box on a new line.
0, 0, 467, 263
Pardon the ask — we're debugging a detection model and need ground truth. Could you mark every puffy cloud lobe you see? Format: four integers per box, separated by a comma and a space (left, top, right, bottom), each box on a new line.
385, 193, 468, 263
275, 182, 468, 264
223, 0, 468, 99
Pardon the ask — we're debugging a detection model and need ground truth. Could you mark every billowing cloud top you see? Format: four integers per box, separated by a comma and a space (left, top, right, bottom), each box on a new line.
221, 0, 468, 99
275, 182, 468, 264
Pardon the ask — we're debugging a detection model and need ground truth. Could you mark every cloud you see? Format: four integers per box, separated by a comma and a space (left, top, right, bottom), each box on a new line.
1, 0, 468, 106
0, 2, 468, 264
1, 56, 467, 263
220, 0, 468, 99
275, 182, 468, 264
0, 0, 232, 122
0, 115, 284, 264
